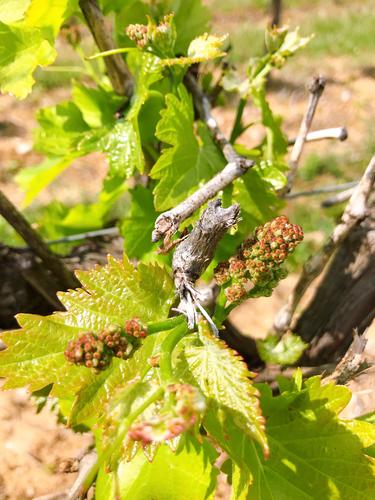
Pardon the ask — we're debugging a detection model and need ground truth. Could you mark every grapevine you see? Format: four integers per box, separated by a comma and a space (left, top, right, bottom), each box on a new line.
0, 1, 374, 499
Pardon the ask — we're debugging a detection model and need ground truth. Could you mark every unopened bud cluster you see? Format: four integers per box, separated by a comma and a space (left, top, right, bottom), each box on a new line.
214, 216, 303, 304
64, 320, 148, 371
126, 13, 176, 55
128, 384, 206, 445
64, 332, 111, 370
126, 23, 148, 48
124, 318, 148, 338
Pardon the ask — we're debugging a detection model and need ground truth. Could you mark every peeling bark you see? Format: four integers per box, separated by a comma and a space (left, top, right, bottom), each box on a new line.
296, 203, 375, 364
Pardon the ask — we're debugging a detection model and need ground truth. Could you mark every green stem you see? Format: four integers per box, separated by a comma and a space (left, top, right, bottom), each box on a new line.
159, 321, 189, 383
230, 97, 247, 143
213, 287, 228, 327
81, 386, 164, 494
86, 47, 135, 60
147, 315, 185, 334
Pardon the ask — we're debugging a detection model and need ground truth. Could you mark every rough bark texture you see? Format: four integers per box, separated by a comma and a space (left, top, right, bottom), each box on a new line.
0, 246, 56, 329
173, 200, 240, 328
173, 200, 240, 287
296, 202, 375, 364
0, 191, 79, 291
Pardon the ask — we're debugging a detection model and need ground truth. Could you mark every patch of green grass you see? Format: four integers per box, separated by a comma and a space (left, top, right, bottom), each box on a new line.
212, 0, 369, 14
363, 123, 375, 160
300, 153, 343, 181
213, 1, 374, 64
290, 202, 335, 234
211, 0, 269, 11
305, 9, 375, 58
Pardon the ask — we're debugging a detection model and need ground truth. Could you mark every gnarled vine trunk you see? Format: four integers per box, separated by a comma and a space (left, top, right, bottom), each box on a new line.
296, 202, 375, 364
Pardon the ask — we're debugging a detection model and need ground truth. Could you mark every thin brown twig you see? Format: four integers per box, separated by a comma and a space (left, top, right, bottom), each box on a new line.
285, 181, 358, 200
67, 451, 98, 500
152, 73, 254, 243
274, 154, 375, 333
79, 0, 133, 97
281, 76, 326, 195
0, 190, 79, 291
321, 186, 356, 207
287, 126, 348, 146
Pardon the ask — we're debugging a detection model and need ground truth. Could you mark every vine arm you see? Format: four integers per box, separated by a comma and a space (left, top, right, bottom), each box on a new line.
0, 190, 79, 290
325, 330, 371, 386
79, 0, 133, 97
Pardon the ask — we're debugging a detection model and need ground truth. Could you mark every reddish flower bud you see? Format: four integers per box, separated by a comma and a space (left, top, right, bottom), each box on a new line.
124, 318, 148, 339
214, 261, 231, 285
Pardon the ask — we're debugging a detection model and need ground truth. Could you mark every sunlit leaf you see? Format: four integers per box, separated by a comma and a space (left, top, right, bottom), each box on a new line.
0, 255, 174, 404
151, 85, 225, 210
212, 376, 375, 499
16, 156, 76, 207
96, 437, 218, 500
0, 0, 77, 98
257, 332, 308, 366
121, 185, 157, 258
181, 322, 268, 455
100, 51, 162, 181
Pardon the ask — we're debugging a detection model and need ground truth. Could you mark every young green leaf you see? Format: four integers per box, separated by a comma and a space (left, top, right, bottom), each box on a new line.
216, 376, 375, 499
0, 0, 77, 98
69, 331, 169, 426
257, 332, 308, 366
171, 0, 211, 54
187, 33, 227, 61
151, 85, 225, 210
121, 185, 157, 258
101, 119, 144, 179
72, 83, 124, 129
233, 168, 282, 237
251, 87, 288, 160
96, 437, 219, 500
181, 323, 268, 456
33, 101, 91, 157
162, 33, 228, 66
16, 156, 77, 207
100, 51, 162, 181
0, 255, 174, 401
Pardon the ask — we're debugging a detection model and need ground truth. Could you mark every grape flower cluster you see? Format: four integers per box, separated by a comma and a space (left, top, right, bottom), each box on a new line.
215, 216, 303, 305
64, 320, 148, 371
128, 384, 206, 445
125, 14, 176, 55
